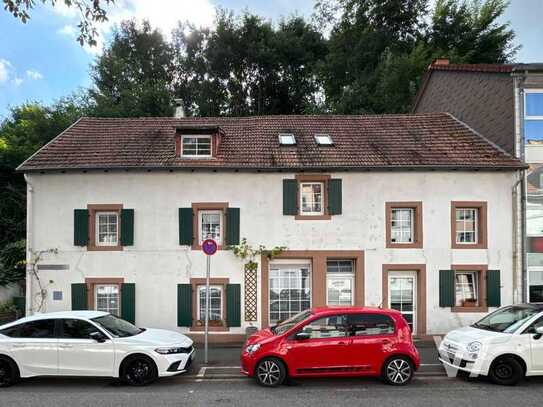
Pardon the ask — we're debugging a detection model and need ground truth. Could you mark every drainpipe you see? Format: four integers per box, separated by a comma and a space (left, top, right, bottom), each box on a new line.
24, 174, 33, 316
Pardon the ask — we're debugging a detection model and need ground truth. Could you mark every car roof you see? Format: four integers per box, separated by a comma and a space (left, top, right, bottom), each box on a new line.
311, 306, 401, 315
0, 311, 108, 329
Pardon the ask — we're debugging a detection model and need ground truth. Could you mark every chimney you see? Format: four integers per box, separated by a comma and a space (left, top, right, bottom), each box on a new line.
174, 98, 185, 118
433, 58, 450, 66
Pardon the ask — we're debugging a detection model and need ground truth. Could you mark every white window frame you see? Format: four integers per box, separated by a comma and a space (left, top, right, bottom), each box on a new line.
268, 263, 312, 324
525, 89, 543, 120
197, 285, 223, 321
455, 271, 479, 307
181, 134, 212, 158
314, 134, 333, 145
326, 272, 354, 306
455, 208, 479, 244
299, 182, 324, 215
94, 284, 120, 315
278, 133, 296, 145
390, 208, 414, 244
95, 211, 119, 247
198, 209, 223, 245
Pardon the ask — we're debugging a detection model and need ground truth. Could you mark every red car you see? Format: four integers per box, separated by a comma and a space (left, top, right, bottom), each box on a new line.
241, 307, 420, 386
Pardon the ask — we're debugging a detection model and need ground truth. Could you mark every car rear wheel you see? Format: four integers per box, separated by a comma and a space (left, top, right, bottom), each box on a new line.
382, 356, 414, 386
255, 358, 286, 387
121, 355, 158, 386
489, 356, 523, 386
0, 358, 19, 388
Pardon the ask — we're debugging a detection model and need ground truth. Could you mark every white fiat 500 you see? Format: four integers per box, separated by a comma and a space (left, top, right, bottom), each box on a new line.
439, 304, 543, 385
0, 311, 195, 387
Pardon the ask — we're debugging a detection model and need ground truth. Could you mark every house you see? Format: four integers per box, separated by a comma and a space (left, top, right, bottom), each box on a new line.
414, 58, 543, 304
17, 113, 524, 342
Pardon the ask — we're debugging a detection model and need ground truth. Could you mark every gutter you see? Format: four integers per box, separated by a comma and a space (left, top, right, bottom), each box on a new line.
24, 174, 33, 316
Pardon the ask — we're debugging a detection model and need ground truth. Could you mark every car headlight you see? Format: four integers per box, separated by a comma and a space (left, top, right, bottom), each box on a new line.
245, 343, 261, 354
155, 347, 191, 354
466, 341, 482, 353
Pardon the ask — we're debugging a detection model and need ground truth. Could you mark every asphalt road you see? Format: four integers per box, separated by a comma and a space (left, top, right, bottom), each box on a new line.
2, 375, 543, 407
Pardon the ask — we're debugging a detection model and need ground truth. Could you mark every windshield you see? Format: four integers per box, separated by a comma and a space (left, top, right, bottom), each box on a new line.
272, 310, 313, 335
473, 306, 540, 333
92, 314, 143, 338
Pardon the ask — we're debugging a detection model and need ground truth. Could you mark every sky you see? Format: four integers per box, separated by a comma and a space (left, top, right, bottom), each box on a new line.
0, 0, 541, 119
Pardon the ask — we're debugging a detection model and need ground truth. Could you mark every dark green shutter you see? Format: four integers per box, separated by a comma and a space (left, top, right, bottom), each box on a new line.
328, 179, 342, 215
74, 209, 89, 246
121, 283, 136, 323
177, 284, 193, 327
439, 270, 455, 307
226, 284, 241, 327
226, 208, 240, 246
486, 270, 501, 307
179, 208, 193, 245
120, 209, 134, 246
71, 283, 88, 310
283, 179, 298, 215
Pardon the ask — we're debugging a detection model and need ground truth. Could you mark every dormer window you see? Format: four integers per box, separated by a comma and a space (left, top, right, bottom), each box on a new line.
314, 134, 333, 145
279, 133, 296, 145
181, 135, 212, 157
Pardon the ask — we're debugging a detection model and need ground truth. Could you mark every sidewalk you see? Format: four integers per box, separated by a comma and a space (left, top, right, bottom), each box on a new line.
187, 339, 445, 379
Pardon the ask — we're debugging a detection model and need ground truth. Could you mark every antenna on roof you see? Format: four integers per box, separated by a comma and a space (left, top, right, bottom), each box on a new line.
174, 98, 185, 118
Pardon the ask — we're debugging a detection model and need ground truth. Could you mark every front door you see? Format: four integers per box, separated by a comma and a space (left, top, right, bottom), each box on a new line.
528, 316, 543, 372
388, 272, 417, 333
285, 314, 351, 375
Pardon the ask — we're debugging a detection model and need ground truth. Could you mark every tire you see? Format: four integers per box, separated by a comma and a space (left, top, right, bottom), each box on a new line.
382, 356, 414, 386
255, 357, 287, 387
120, 355, 158, 386
0, 357, 19, 388
489, 356, 524, 386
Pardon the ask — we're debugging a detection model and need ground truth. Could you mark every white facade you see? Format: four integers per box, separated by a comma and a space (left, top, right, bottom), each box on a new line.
25, 170, 517, 337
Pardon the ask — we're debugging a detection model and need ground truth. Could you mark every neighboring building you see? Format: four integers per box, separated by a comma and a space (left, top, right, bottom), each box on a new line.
414, 59, 543, 304
17, 114, 524, 340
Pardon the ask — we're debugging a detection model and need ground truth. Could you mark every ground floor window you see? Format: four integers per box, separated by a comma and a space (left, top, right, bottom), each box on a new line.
197, 285, 223, 321
455, 271, 479, 307
326, 260, 354, 306
529, 269, 543, 303
94, 284, 120, 315
269, 264, 311, 323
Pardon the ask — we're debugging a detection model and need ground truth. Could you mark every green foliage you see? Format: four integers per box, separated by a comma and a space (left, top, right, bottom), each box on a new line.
90, 20, 175, 117
0, 240, 26, 286
230, 238, 286, 271
0, 300, 17, 314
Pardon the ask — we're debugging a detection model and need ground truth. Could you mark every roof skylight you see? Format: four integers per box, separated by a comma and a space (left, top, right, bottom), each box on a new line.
314, 134, 333, 145
278, 133, 296, 145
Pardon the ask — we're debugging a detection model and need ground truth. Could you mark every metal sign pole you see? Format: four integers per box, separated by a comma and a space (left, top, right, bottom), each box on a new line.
204, 254, 210, 364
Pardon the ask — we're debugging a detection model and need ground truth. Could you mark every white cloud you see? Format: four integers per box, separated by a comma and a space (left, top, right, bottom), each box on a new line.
57, 24, 76, 37
26, 69, 43, 80
0, 59, 12, 83
12, 77, 24, 87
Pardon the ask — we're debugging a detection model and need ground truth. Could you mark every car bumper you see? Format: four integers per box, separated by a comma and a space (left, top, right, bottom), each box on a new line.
240, 352, 257, 377
438, 346, 487, 376
156, 348, 196, 377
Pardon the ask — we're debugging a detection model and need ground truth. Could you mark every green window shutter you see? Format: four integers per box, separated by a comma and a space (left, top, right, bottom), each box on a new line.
226, 284, 241, 327
328, 179, 342, 215
226, 208, 240, 246
283, 179, 298, 215
120, 209, 134, 246
74, 209, 89, 246
177, 284, 193, 327
486, 270, 501, 308
121, 283, 136, 324
439, 270, 455, 307
71, 283, 88, 310
179, 208, 193, 246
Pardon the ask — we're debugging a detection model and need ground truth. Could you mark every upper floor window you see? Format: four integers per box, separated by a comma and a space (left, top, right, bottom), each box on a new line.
451, 201, 487, 249
96, 212, 119, 247
300, 182, 324, 215
391, 208, 414, 243
278, 133, 296, 145
182, 135, 212, 157
385, 202, 423, 249
525, 90, 543, 142
199, 209, 223, 245
314, 134, 333, 145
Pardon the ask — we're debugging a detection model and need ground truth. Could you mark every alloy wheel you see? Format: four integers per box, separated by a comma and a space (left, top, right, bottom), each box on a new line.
0, 360, 13, 387
126, 359, 153, 385
386, 358, 412, 384
257, 360, 281, 386
495, 363, 513, 380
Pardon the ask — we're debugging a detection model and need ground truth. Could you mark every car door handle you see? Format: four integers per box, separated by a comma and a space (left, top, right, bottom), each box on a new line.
381, 339, 391, 345
59, 344, 73, 349
337, 341, 348, 346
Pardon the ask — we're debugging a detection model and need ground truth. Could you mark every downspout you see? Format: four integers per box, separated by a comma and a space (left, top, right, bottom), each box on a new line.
24, 174, 33, 315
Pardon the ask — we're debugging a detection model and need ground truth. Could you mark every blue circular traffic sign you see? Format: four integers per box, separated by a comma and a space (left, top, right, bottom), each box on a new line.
202, 239, 218, 255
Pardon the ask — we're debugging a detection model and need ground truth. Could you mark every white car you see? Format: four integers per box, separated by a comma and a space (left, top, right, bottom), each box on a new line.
0, 311, 195, 387
439, 303, 543, 385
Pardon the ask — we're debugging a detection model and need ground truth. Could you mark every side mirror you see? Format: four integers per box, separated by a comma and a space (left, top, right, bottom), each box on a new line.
534, 326, 543, 340
295, 332, 310, 340
90, 331, 107, 343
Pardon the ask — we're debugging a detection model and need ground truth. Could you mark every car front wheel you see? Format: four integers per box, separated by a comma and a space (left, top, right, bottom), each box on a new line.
382, 356, 414, 386
255, 358, 286, 387
121, 355, 158, 386
0, 358, 19, 388
489, 356, 524, 386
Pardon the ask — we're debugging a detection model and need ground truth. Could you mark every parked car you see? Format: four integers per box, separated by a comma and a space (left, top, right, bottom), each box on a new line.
0, 311, 195, 387
439, 303, 543, 385
241, 307, 420, 387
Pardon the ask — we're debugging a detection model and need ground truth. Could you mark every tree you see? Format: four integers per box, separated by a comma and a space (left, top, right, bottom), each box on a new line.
3, 0, 113, 46
90, 20, 175, 117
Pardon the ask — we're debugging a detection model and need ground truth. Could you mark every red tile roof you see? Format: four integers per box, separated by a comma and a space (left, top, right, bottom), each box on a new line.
428, 63, 514, 73
17, 113, 524, 172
